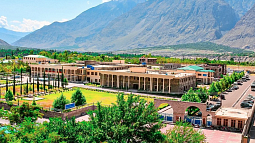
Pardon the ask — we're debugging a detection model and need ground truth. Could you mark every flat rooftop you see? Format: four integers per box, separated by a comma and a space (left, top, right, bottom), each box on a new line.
215, 108, 250, 119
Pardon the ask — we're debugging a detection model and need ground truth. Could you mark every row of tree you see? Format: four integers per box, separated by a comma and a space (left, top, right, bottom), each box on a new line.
208, 72, 245, 95
0, 93, 206, 143
181, 87, 208, 103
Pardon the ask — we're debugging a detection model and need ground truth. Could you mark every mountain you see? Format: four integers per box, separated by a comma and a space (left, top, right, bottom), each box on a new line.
0, 28, 30, 44
14, 0, 238, 52
216, 4, 255, 50
14, 0, 146, 49
0, 39, 10, 46
76, 0, 238, 51
224, 0, 255, 18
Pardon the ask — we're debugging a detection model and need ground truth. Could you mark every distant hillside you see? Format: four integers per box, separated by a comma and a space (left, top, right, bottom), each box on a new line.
14, 0, 238, 52
0, 28, 30, 44
0, 39, 10, 46
13, 0, 146, 49
114, 42, 248, 56
224, 0, 255, 18
216, 4, 255, 50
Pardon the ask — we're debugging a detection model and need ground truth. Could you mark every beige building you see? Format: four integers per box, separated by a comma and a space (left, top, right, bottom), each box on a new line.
139, 57, 157, 65
23, 55, 59, 64
99, 67, 196, 94
177, 65, 214, 85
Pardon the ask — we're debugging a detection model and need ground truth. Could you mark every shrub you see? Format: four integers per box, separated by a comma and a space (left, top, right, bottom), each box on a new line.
53, 93, 70, 110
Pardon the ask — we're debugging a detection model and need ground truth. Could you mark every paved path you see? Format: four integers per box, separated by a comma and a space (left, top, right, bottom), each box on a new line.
66, 82, 180, 100
161, 124, 241, 143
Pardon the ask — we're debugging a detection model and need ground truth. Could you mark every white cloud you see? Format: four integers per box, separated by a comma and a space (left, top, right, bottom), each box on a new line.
102, 0, 111, 3
8, 18, 51, 32
0, 16, 8, 27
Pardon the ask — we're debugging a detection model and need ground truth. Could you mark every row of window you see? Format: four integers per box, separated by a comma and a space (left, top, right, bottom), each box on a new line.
87, 72, 98, 76
24, 57, 36, 60
217, 118, 243, 128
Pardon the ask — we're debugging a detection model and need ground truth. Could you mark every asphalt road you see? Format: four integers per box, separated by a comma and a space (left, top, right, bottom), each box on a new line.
222, 75, 255, 109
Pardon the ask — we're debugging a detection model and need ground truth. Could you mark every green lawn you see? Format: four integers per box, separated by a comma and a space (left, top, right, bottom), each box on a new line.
15, 88, 153, 108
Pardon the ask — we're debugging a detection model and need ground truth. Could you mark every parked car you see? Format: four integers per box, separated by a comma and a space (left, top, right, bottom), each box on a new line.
220, 94, 225, 100
242, 77, 247, 82
237, 80, 243, 85
233, 85, 239, 90
241, 102, 253, 108
211, 104, 221, 111
233, 82, 238, 85
246, 94, 255, 100
226, 88, 232, 92
243, 100, 254, 104
246, 75, 250, 80
207, 105, 214, 111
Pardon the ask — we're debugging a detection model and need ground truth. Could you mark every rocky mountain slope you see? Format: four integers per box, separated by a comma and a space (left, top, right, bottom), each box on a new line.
216, 4, 255, 50
77, 0, 238, 51
0, 28, 30, 44
224, 0, 255, 18
0, 39, 10, 46
14, 0, 238, 52
14, 0, 146, 49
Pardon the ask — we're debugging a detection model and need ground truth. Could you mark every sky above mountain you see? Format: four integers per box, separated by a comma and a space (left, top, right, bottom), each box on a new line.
0, 0, 107, 32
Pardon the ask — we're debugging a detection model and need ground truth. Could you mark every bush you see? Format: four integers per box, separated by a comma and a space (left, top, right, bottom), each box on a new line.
71, 88, 86, 106
7, 101, 13, 106
5, 89, 14, 102
158, 103, 169, 110
53, 93, 70, 110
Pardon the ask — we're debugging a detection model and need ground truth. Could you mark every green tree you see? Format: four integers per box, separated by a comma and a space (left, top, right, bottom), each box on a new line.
63, 78, 68, 88
53, 93, 70, 110
5, 73, 8, 92
61, 66, 64, 88
58, 71, 60, 88
13, 72, 15, 96
5, 89, 14, 102
208, 82, 218, 96
37, 76, 39, 93
0, 102, 43, 124
43, 70, 46, 92
71, 88, 86, 106
88, 93, 164, 142
196, 87, 208, 103
181, 88, 201, 103
164, 121, 206, 143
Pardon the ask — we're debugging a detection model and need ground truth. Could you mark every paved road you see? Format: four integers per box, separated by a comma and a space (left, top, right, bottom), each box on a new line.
222, 76, 255, 108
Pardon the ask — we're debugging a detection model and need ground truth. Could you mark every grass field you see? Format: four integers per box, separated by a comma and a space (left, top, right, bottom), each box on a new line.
13, 88, 154, 108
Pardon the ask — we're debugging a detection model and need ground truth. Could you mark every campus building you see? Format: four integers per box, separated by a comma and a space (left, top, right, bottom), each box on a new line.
99, 67, 196, 94
177, 65, 215, 85
202, 63, 227, 78
139, 57, 157, 65
23, 55, 59, 64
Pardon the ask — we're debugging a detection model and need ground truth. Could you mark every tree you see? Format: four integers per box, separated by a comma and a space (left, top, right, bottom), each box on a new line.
26, 78, 29, 94
5, 89, 14, 102
71, 88, 86, 106
63, 78, 68, 88
43, 70, 46, 92
20, 67, 23, 96
33, 77, 35, 95
48, 73, 51, 89
88, 93, 164, 142
61, 66, 64, 88
37, 76, 39, 93
164, 121, 206, 143
208, 82, 218, 96
196, 87, 208, 103
13, 72, 15, 96
58, 71, 60, 88
0, 102, 43, 124
181, 88, 201, 103
215, 82, 222, 93
32, 98, 36, 105
53, 93, 70, 110
6, 73, 8, 92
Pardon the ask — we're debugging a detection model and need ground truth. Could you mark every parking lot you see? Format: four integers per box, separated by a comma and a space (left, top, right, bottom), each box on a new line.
221, 75, 255, 109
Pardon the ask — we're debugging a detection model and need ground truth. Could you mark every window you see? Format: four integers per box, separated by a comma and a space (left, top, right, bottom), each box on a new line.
198, 74, 202, 76
91, 72, 94, 75
231, 120, 236, 128
223, 119, 228, 126
238, 120, 243, 128
87, 72, 90, 75
95, 72, 97, 76
217, 118, 221, 126
99, 79, 100, 82
95, 79, 97, 82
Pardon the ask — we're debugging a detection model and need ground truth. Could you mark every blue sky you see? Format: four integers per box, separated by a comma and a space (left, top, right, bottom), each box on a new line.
0, 0, 110, 32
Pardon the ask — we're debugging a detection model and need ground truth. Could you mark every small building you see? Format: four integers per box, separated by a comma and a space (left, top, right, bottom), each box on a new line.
23, 55, 59, 64
202, 64, 227, 78
163, 63, 182, 70
112, 60, 125, 64
139, 57, 157, 65
177, 65, 214, 85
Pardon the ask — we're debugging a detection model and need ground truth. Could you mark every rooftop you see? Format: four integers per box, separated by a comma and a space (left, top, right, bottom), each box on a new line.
215, 108, 250, 119
178, 65, 214, 72
24, 55, 47, 58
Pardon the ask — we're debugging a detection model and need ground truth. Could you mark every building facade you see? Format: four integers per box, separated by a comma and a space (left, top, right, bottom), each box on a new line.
23, 55, 59, 64
139, 57, 157, 65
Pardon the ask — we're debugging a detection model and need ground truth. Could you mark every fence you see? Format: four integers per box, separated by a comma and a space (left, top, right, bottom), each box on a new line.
159, 113, 173, 122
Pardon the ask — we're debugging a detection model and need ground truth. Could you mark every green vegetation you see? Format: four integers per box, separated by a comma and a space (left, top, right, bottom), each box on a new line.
71, 88, 86, 106
53, 93, 70, 110
5, 89, 13, 102
181, 87, 208, 103
0, 93, 165, 142
0, 102, 43, 124
158, 103, 169, 110
164, 121, 206, 143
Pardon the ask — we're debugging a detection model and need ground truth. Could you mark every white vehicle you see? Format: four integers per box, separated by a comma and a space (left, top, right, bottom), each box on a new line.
251, 83, 255, 91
